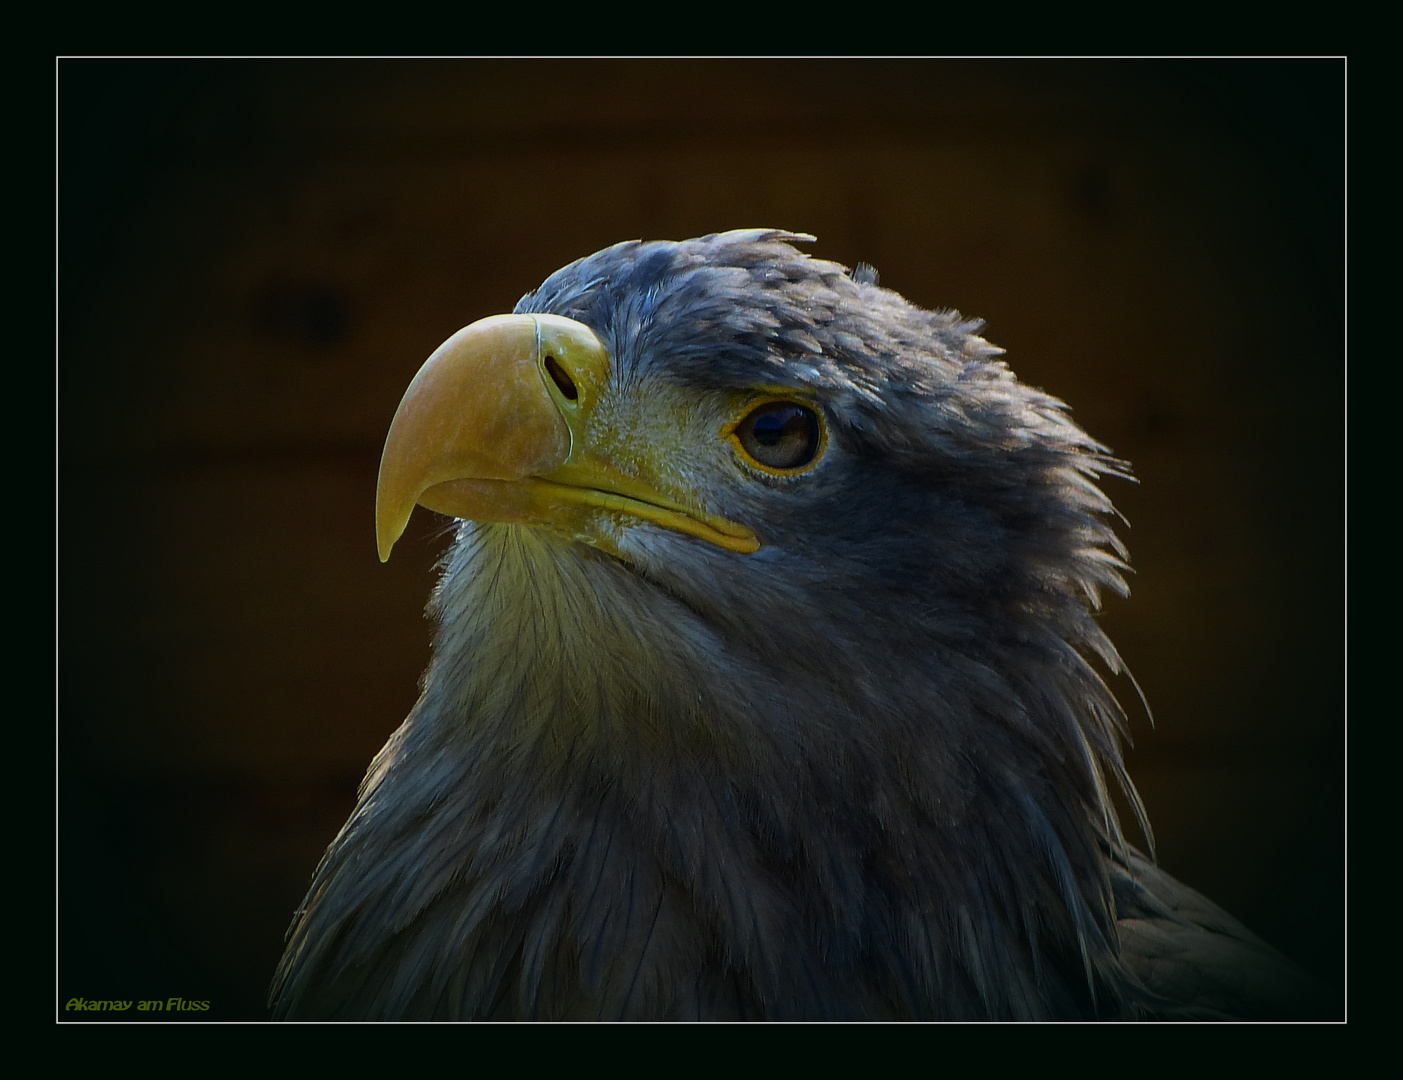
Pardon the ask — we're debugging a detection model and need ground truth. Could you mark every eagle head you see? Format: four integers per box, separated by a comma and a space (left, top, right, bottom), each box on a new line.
272, 230, 1308, 1021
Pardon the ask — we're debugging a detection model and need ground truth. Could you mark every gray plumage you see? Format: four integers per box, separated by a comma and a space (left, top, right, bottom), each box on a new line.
271, 230, 1322, 1021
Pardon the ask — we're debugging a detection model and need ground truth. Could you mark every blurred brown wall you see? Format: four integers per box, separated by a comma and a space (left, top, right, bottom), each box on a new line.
58, 59, 1345, 1019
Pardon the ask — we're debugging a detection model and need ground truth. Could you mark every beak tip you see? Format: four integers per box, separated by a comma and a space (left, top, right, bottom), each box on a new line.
375, 495, 409, 565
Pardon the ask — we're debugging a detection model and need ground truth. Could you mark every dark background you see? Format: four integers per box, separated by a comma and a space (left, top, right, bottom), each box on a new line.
58, 59, 1345, 1021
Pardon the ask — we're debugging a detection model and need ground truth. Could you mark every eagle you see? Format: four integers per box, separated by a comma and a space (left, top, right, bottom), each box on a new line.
271, 229, 1323, 1021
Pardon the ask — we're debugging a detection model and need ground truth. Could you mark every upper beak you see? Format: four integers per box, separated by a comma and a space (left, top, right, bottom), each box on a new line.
374, 313, 759, 562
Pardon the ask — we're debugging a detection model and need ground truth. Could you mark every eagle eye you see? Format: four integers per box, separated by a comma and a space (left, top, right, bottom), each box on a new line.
731, 400, 824, 473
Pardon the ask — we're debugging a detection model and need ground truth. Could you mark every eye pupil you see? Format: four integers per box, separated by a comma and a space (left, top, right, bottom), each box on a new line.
751, 412, 788, 446
734, 401, 822, 471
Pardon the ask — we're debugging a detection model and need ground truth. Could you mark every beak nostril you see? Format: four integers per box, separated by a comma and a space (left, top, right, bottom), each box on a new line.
543, 354, 578, 402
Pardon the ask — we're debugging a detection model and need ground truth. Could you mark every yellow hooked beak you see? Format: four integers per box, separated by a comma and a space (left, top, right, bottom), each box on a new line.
375, 314, 760, 562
